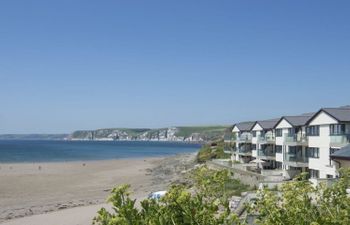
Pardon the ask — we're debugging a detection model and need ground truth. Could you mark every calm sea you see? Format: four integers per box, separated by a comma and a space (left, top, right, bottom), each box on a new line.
0, 140, 201, 163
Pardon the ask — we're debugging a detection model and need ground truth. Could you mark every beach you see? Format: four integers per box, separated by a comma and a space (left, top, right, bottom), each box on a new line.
0, 153, 196, 225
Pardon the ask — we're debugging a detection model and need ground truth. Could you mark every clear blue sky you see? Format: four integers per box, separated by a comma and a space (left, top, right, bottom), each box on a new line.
1, 0, 350, 134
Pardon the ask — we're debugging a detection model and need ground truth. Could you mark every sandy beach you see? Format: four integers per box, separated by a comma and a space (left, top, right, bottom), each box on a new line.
0, 153, 196, 225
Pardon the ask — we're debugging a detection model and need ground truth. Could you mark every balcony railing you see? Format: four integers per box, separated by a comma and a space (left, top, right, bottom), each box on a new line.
330, 134, 350, 147
284, 134, 308, 145
257, 133, 275, 143
257, 149, 275, 157
237, 134, 252, 142
283, 153, 308, 167
238, 148, 252, 155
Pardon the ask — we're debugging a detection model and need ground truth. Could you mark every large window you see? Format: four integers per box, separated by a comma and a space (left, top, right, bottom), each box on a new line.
307, 147, 319, 158
309, 169, 320, 179
288, 146, 302, 155
252, 131, 256, 137
330, 124, 346, 135
276, 145, 282, 153
288, 127, 300, 136
275, 129, 282, 137
307, 125, 320, 136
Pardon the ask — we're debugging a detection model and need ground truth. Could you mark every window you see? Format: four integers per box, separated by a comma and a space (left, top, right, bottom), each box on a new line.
289, 146, 302, 154
252, 144, 257, 150
276, 145, 282, 153
307, 125, 320, 136
252, 131, 256, 137
307, 147, 319, 158
288, 127, 300, 136
330, 124, 346, 135
309, 169, 319, 179
276, 129, 282, 137
327, 174, 333, 179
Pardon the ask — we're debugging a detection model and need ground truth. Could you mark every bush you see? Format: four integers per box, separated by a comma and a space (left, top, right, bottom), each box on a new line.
197, 141, 231, 163
93, 167, 245, 225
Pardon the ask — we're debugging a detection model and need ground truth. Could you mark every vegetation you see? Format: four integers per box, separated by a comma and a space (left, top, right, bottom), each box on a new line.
175, 126, 228, 140
93, 166, 246, 225
249, 168, 350, 225
93, 165, 350, 225
196, 140, 231, 163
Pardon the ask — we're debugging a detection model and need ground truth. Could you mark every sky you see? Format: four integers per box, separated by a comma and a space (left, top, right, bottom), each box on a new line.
0, 0, 350, 134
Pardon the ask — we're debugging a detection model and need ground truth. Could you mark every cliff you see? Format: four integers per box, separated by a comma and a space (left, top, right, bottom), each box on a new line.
69, 126, 228, 142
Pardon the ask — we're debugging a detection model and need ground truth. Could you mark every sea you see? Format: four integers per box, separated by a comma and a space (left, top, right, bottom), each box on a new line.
0, 140, 201, 163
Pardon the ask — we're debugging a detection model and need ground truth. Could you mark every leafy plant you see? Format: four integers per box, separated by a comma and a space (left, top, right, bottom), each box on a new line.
93, 166, 245, 225
249, 169, 350, 225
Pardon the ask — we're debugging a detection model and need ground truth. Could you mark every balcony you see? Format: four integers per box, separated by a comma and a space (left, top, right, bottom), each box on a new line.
237, 147, 252, 156
283, 153, 308, 167
257, 133, 275, 144
257, 149, 276, 160
237, 134, 252, 143
330, 134, 350, 148
284, 134, 308, 146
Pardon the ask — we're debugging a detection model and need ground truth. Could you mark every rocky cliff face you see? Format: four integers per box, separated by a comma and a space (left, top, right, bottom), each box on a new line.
69, 126, 228, 142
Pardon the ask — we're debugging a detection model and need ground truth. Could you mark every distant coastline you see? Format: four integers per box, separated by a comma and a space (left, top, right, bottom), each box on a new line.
0, 125, 229, 143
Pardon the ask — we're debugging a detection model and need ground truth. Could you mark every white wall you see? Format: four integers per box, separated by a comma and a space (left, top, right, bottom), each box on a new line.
308, 112, 338, 178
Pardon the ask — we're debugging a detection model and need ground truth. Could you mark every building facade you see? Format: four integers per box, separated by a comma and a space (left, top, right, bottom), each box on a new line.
230, 106, 350, 180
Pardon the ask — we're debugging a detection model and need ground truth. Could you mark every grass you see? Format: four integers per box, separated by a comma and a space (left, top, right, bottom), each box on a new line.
197, 140, 231, 163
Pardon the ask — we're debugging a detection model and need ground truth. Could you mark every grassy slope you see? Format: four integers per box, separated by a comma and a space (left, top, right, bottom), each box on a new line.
175, 126, 228, 137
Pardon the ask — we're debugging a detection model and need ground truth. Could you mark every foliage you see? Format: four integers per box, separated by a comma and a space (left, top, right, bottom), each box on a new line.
175, 126, 228, 140
191, 166, 249, 197
249, 169, 350, 225
93, 166, 245, 225
196, 141, 231, 163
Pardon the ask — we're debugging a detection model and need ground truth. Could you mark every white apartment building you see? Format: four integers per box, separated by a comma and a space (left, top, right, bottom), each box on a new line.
231, 122, 255, 163
230, 106, 350, 180
306, 107, 350, 179
274, 114, 313, 179
251, 119, 279, 169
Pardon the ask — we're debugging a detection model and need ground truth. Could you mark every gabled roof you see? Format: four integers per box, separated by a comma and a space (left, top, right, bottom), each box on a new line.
306, 106, 350, 124
254, 118, 280, 130
274, 113, 315, 128
331, 144, 350, 160
233, 121, 256, 132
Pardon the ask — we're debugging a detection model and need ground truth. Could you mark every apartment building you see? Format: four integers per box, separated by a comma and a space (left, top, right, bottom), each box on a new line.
306, 107, 350, 179
274, 114, 314, 179
251, 119, 279, 169
232, 121, 255, 163
230, 105, 350, 180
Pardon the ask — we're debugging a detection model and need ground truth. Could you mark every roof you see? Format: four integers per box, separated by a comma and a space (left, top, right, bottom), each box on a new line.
255, 118, 280, 130
331, 144, 350, 160
322, 107, 350, 122
234, 121, 256, 132
306, 106, 350, 124
274, 113, 315, 128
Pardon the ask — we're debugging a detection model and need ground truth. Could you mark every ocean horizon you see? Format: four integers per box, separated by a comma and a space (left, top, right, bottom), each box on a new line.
0, 140, 201, 163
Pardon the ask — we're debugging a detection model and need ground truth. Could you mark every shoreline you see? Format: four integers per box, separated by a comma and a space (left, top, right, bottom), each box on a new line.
0, 152, 198, 224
